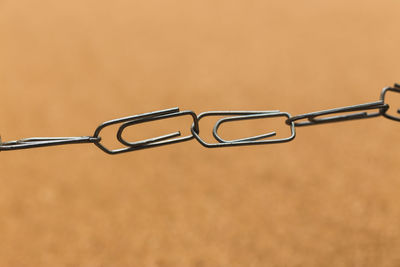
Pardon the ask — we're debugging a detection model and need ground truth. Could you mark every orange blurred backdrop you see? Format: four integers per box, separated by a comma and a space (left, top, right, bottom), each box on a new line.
1, 0, 400, 266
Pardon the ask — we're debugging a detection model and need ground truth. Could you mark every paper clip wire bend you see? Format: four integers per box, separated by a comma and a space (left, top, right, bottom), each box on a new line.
116, 110, 199, 149
286, 101, 389, 127
380, 83, 400, 122
191, 111, 296, 148
93, 107, 199, 154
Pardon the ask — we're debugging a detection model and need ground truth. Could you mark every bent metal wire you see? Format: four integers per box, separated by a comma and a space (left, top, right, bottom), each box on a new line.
192, 111, 295, 148
0, 83, 399, 154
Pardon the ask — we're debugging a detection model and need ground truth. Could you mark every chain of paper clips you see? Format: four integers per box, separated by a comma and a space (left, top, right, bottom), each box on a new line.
1, 84, 399, 154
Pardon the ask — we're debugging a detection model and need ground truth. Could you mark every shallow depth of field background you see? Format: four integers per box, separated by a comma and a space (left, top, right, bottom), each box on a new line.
1, 1, 400, 266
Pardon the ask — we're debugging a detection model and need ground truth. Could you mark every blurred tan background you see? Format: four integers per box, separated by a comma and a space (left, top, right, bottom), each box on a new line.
1, 0, 400, 266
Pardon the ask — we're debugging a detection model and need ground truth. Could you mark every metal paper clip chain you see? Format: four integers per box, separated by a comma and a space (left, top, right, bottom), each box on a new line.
1, 84, 399, 155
